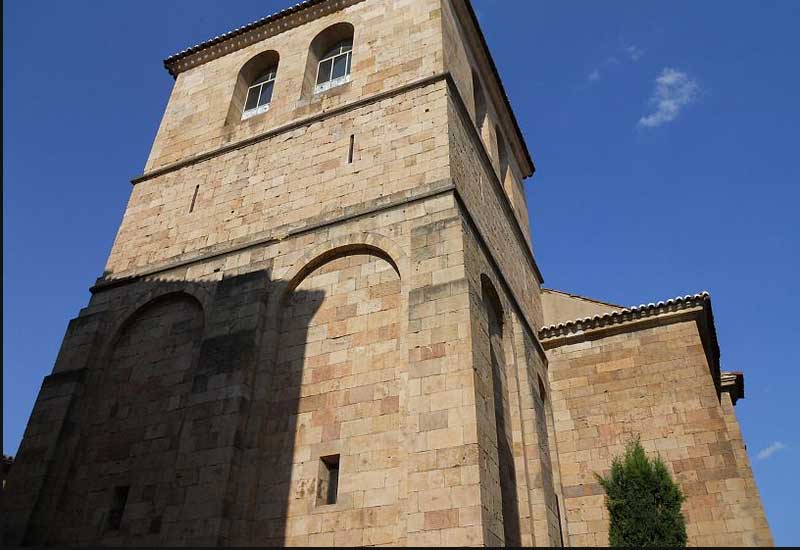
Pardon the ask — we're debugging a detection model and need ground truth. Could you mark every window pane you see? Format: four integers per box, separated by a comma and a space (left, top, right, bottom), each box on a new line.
317, 59, 332, 85
244, 86, 260, 111
346, 52, 352, 75
340, 39, 353, 52
332, 54, 348, 80
258, 81, 274, 106
254, 68, 276, 85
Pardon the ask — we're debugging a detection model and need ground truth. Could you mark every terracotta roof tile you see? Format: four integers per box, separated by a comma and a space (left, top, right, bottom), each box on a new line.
539, 291, 711, 339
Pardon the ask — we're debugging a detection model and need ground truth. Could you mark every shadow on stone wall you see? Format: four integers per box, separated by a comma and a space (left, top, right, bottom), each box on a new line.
2, 270, 323, 547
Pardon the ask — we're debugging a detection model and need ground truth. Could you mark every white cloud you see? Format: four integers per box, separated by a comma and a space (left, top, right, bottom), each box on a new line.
588, 69, 601, 82
626, 45, 645, 61
756, 441, 786, 460
638, 68, 699, 128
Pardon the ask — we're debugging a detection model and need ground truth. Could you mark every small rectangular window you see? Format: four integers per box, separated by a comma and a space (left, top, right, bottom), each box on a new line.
107, 485, 129, 531
318, 455, 340, 505
258, 81, 274, 107
332, 54, 348, 80
244, 86, 260, 111
317, 59, 333, 85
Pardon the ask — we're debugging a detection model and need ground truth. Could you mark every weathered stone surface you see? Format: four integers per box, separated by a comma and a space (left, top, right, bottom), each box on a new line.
2, 0, 770, 547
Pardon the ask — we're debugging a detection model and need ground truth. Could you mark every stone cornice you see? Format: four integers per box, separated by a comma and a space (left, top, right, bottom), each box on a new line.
721, 370, 745, 405
163, 0, 361, 78
539, 291, 711, 342
540, 291, 728, 402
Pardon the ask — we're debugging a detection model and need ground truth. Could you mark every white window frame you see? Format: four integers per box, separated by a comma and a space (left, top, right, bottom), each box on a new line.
315, 41, 353, 94
242, 69, 277, 120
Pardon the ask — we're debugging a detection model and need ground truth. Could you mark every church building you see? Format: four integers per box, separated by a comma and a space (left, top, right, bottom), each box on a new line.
2, 0, 772, 546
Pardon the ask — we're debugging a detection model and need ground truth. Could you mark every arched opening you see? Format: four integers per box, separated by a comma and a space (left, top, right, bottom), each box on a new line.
496, 125, 509, 184
51, 293, 204, 542
227, 50, 280, 123
538, 374, 547, 404
303, 22, 354, 97
480, 275, 521, 547
472, 70, 487, 141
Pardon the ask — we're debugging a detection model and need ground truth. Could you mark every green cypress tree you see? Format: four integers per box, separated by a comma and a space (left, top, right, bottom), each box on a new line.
596, 435, 688, 548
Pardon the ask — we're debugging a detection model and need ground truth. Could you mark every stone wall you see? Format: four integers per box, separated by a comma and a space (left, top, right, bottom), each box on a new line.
440, 0, 532, 245
544, 315, 773, 547
108, 80, 450, 276
146, 0, 443, 171
461, 214, 563, 547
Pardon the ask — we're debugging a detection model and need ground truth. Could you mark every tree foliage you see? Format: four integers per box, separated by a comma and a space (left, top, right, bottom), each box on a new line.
596, 436, 688, 548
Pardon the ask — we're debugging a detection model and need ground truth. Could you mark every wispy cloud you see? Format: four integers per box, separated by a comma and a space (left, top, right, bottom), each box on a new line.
638, 68, 699, 128
586, 45, 639, 83
626, 44, 645, 61
756, 441, 786, 460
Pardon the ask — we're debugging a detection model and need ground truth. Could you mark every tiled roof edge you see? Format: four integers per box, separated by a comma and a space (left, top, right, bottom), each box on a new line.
163, 0, 327, 76
539, 291, 711, 339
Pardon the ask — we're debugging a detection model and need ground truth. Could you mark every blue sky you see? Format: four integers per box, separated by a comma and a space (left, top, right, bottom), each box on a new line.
4, 0, 799, 544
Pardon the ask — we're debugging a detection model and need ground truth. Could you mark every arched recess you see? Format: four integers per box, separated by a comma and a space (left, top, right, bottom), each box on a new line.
302, 22, 355, 98
472, 69, 489, 148
267, 231, 407, 321
496, 125, 510, 185
254, 244, 406, 545
226, 49, 280, 124
481, 274, 522, 547
51, 292, 205, 542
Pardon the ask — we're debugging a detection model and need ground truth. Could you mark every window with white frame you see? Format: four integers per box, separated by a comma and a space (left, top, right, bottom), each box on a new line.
315, 39, 352, 93
242, 67, 277, 119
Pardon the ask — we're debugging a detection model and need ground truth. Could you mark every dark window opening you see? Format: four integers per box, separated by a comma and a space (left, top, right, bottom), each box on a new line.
348, 134, 355, 164
318, 455, 340, 505
538, 375, 547, 403
107, 485, 129, 531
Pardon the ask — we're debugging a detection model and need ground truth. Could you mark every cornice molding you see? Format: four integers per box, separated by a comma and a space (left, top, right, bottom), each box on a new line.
164, 0, 362, 78
539, 291, 711, 342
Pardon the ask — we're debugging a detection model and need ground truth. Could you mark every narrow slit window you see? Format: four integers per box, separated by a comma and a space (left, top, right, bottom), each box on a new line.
318, 455, 340, 505
348, 134, 355, 164
107, 485, 129, 531
189, 185, 199, 213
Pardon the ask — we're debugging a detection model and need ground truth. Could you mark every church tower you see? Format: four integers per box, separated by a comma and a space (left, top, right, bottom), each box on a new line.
3, 0, 772, 547
3, 0, 560, 546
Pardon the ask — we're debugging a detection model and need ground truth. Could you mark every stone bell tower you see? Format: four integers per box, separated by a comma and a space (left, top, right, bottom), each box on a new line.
3, 0, 773, 547
3, 0, 562, 546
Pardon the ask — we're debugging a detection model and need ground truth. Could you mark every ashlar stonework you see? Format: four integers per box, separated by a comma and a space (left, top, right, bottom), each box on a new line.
2, 0, 772, 546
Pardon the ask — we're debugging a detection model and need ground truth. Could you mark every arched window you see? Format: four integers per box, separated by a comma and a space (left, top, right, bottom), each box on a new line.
227, 50, 279, 124
472, 70, 487, 136
480, 275, 522, 547
496, 126, 509, 183
304, 23, 355, 97
538, 374, 547, 403
243, 66, 277, 119
316, 39, 353, 93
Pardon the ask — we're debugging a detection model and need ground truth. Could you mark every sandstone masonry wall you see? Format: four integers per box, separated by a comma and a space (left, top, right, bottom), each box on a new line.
545, 317, 773, 547
146, 0, 443, 171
